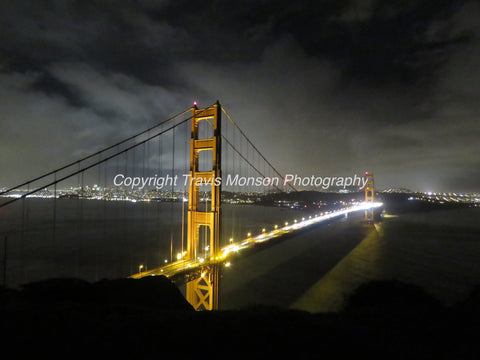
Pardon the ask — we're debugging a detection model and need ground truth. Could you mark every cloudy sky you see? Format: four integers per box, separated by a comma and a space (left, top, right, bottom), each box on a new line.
1, 0, 479, 192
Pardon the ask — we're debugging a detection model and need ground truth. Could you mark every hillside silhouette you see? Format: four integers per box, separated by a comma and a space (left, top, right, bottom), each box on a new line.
1, 277, 479, 359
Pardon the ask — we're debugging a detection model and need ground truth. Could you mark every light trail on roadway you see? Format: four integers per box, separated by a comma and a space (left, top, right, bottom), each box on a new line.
129, 202, 383, 280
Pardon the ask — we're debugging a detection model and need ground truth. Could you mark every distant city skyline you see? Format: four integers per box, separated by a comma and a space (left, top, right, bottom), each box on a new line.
1, 1, 479, 192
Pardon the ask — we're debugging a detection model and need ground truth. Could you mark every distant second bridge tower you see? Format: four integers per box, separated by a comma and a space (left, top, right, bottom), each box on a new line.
365, 172, 374, 222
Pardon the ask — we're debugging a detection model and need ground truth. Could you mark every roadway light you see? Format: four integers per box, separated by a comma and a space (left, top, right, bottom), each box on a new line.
302, 217, 305, 221
274, 225, 278, 229
177, 253, 182, 260
262, 228, 266, 232
229, 238, 233, 243
285, 222, 288, 226
225, 262, 231, 267
164, 259, 168, 263
139, 265, 144, 273
247, 232, 251, 237
294, 219, 297, 223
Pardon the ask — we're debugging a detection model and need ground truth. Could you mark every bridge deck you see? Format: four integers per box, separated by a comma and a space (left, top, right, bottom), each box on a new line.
130, 203, 382, 280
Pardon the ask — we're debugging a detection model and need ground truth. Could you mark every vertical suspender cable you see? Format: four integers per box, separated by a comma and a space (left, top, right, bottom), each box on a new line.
170, 124, 175, 263
53, 172, 57, 277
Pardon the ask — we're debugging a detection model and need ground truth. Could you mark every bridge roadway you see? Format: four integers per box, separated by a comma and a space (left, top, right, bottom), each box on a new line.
130, 202, 382, 280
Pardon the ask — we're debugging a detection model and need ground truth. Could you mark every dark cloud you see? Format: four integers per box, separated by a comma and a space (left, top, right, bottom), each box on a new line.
0, 0, 479, 192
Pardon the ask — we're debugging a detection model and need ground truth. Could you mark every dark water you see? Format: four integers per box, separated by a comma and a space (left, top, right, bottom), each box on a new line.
219, 212, 369, 309
0, 198, 315, 288
3, 198, 479, 313
213, 207, 480, 311
290, 207, 480, 312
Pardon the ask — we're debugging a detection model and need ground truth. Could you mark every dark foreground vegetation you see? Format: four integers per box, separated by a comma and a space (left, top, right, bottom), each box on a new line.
1, 276, 479, 359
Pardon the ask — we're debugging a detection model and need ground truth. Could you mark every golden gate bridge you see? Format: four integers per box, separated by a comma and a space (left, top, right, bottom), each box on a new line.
0, 101, 380, 310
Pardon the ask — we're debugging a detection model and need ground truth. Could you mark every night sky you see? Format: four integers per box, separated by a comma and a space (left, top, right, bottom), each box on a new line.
1, 0, 479, 192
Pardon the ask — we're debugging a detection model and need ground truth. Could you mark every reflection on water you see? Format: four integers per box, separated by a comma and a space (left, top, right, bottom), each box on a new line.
293, 208, 480, 312
3, 197, 478, 312
0, 198, 317, 288
292, 224, 385, 312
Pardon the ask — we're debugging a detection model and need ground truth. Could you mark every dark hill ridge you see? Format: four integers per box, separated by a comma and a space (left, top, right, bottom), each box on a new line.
1, 277, 479, 359
1, 276, 193, 311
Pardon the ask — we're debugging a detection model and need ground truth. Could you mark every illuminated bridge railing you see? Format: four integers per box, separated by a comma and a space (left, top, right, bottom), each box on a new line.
130, 202, 383, 280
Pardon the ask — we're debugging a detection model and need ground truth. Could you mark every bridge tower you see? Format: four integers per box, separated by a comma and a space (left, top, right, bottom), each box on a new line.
186, 102, 221, 310
365, 172, 374, 222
